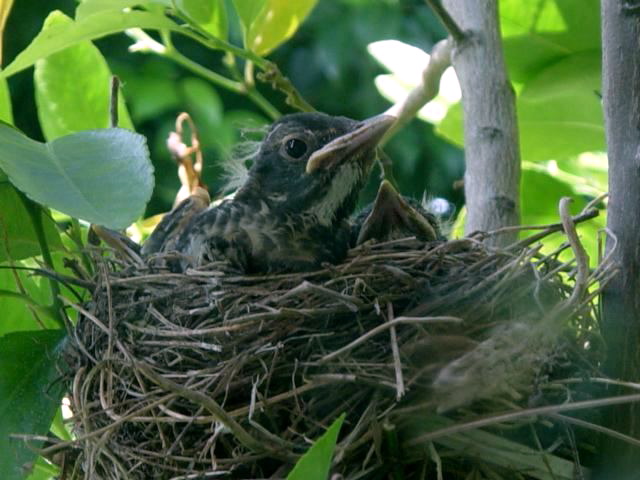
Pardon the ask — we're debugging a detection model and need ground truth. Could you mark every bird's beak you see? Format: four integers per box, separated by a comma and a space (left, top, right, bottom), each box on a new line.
305, 114, 395, 174
356, 180, 438, 245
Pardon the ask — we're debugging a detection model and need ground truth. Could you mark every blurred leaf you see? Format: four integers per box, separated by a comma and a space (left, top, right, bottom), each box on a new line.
25, 456, 58, 480
521, 166, 603, 267
233, 0, 318, 55
517, 51, 603, 161
0, 0, 13, 65
437, 53, 603, 162
179, 77, 223, 148
500, 0, 600, 83
0, 76, 12, 124
0, 183, 63, 263
3, 9, 180, 77
34, 11, 134, 141
0, 329, 66, 480
0, 125, 153, 229
174, 0, 227, 39
287, 413, 344, 480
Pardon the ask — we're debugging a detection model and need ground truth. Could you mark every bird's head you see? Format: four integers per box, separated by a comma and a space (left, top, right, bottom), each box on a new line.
235, 112, 394, 226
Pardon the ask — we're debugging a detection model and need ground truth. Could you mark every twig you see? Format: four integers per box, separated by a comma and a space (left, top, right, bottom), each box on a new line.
404, 393, 640, 446
424, 0, 465, 42
318, 316, 462, 363
387, 302, 405, 401
109, 76, 119, 128
549, 413, 640, 449
559, 197, 590, 307
257, 63, 315, 113
499, 208, 600, 251
134, 361, 293, 459
382, 38, 452, 145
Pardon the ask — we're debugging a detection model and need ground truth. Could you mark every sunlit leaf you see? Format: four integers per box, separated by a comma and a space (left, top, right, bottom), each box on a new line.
437, 53, 603, 162
521, 166, 603, 267
3, 9, 180, 77
287, 413, 344, 480
76, 0, 171, 19
500, 0, 600, 82
0, 76, 12, 124
174, 0, 227, 39
34, 11, 134, 140
233, 0, 318, 55
0, 125, 153, 229
0, 0, 13, 65
0, 329, 66, 480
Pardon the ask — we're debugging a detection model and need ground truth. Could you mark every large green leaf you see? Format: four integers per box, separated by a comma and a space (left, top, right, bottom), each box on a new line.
0, 125, 153, 229
500, 0, 600, 83
287, 413, 344, 480
0, 329, 66, 480
0, 76, 12, 124
437, 53, 603, 163
174, 0, 227, 39
0, 183, 63, 263
2, 9, 180, 77
232, 0, 318, 55
517, 51, 603, 161
34, 11, 134, 141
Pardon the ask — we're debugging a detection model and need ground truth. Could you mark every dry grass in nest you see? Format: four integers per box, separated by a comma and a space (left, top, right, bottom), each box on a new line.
57, 205, 613, 479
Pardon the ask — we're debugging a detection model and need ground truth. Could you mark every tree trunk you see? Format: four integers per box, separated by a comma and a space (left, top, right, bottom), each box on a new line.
441, 0, 520, 246
599, 1, 640, 476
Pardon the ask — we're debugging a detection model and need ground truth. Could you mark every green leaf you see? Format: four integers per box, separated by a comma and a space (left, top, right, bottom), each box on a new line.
437, 53, 603, 162
179, 77, 223, 148
34, 11, 134, 141
0, 77, 12, 125
0, 0, 13, 65
517, 51, 603, 161
500, 0, 600, 83
0, 329, 66, 480
233, 0, 318, 55
2, 9, 180, 77
174, 0, 227, 39
76, 0, 170, 19
0, 125, 154, 229
0, 183, 63, 263
521, 165, 603, 267
287, 413, 345, 480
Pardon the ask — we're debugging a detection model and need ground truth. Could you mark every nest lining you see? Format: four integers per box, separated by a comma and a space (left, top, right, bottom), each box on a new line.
60, 228, 607, 479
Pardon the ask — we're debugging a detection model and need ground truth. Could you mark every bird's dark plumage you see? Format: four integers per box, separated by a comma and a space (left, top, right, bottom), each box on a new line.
144, 112, 394, 273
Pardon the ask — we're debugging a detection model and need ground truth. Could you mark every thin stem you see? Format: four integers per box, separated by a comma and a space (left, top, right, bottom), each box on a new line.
179, 26, 270, 70
425, 0, 465, 42
110, 76, 119, 128
154, 30, 281, 119
164, 46, 246, 94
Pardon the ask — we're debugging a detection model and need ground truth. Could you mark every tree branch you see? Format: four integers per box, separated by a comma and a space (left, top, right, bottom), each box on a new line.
382, 38, 452, 145
598, 0, 640, 475
442, 0, 521, 247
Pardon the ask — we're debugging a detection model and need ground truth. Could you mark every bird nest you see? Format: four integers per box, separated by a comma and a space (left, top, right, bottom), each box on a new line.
60, 208, 611, 479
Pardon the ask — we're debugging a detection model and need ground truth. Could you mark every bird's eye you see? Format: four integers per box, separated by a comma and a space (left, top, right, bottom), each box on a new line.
284, 138, 308, 159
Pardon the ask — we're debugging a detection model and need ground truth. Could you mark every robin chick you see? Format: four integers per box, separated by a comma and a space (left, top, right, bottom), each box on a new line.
351, 180, 444, 246
144, 112, 394, 273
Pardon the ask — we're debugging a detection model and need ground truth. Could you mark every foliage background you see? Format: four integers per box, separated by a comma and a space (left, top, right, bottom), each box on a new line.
0, 0, 606, 478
